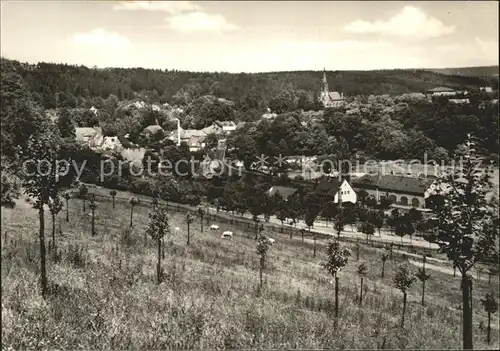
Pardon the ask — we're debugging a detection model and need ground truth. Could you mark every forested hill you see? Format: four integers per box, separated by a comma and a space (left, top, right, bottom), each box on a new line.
425, 65, 499, 77
1, 58, 496, 109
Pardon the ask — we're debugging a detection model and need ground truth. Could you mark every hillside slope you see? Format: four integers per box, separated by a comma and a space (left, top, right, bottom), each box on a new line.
2, 190, 499, 349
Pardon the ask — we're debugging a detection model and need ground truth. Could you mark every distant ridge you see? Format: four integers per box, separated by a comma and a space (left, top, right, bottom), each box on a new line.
422, 65, 499, 77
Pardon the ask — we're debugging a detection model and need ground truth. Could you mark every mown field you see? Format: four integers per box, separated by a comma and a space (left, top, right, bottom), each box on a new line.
1, 191, 499, 350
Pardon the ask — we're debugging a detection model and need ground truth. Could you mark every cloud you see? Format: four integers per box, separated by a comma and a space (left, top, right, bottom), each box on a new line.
112, 1, 201, 14
165, 12, 238, 33
114, 1, 237, 33
475, 37, 499, 59
69, 28, 131, 49
344, 6, 456, 38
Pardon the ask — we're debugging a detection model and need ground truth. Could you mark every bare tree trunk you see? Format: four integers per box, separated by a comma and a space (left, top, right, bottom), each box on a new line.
313, 233, 316, 258
162, 236, 165, 259
39, 206, 47, 298
130, 206, 134, 227
91, 209, 95, 236
187, 222, 190, 246
360, 277, 364, 305
65, 198, 69, 222
112, 196, 115, 209
382, 261, 385, 278
200, 216, 204, 233
51, 213, 56, 251
487, 311, 491, 344
421, 280, 426, 306
334, 274, 339, 326
156, 237, 162, 284
83, 198, 86, 212
461, 275, 473, 349
401, 292, 407, 328
259, 265, 263, 289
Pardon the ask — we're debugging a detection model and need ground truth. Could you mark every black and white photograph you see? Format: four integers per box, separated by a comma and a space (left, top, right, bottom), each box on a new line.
1, 0, 499, 349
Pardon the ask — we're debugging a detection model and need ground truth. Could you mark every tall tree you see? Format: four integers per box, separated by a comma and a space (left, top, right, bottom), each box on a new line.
62, 191, 71, 222
394, 264, 416, 329
257, 233, 271, 293
432, 134, 499, 350
129, 196, 139, 227
145, 203, 170, 284
416, 256, 431, 306
357, 262, 368, 305
88, 195, 97, 236
56, 107, 76, 139
185, 213, 193, 246
17, 131, 74, 297
322, 240, 351, 324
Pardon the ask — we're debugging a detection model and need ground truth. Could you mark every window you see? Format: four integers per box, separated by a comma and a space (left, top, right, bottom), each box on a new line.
400, 196, 409, 206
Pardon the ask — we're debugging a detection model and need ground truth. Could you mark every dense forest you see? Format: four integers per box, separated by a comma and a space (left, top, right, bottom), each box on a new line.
1, 57, 499, 209
1, 58, 497, 111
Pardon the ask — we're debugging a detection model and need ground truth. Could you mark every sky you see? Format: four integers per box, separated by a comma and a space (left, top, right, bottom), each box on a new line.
1, 0, 498, 73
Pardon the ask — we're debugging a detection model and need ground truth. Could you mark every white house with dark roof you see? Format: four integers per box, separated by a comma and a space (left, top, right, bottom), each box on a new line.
315, 177, 357, 204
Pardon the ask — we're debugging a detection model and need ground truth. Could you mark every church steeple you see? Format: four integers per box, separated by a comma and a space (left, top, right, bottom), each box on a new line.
322, 68, 329, 93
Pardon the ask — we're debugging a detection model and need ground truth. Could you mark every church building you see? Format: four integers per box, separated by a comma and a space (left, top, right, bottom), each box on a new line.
320, 69, 345, 108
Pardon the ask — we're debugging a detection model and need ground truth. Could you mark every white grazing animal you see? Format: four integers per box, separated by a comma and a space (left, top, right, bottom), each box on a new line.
175, 227, 180, 231
221, 231, 233, 239
210, 224, 220, 230
268, 238, 275, 245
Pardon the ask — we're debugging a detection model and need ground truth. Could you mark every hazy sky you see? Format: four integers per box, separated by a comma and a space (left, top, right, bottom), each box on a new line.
1, 1, 498, 72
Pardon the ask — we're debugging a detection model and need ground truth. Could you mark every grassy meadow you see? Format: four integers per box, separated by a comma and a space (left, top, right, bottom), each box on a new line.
1, 191, 499, 350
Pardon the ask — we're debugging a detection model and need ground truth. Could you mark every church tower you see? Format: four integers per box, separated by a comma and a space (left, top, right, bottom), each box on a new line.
321, 68, 329, 93
320, 68, 331, 107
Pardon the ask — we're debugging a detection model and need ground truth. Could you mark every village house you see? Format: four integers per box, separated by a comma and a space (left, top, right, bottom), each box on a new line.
426, 86, 457, 97
167, 127, 207, 152
75, 126, 124, 154
261, 108, 278, 120
351, 173, 435, 209
320, 69, 345, 108
214, 120, 237, 134
268, 186, 299, 201
480, 86, 493, 93
314, 176, 357, 204
75, 127, 103, 147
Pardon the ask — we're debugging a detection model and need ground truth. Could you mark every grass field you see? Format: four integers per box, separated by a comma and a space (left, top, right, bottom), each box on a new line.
1, 191, 499, 349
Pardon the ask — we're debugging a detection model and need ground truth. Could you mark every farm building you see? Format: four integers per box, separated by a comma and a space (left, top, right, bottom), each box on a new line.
351, 174, 435, 209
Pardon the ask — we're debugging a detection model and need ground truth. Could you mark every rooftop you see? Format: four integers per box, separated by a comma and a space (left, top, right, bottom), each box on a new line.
268, 186, 298, 200
352, 174, 434, 194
